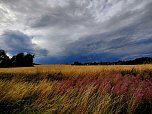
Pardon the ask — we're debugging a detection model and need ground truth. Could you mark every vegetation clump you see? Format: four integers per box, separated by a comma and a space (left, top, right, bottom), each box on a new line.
0, 50, 34, 68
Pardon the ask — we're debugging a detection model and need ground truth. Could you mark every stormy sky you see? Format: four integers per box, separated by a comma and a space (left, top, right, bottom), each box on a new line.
0, 0, 152, 64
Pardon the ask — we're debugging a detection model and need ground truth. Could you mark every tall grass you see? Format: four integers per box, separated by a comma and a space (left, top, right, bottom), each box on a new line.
0, 65, 151, 114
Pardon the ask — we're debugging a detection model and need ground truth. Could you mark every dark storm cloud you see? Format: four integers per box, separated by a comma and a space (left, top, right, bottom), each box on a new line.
0, 0, 152, 63
66, 16, 152, 60
0, 30, 48, 56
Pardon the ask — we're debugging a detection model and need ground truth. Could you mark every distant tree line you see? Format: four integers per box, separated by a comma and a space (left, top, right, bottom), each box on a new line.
0, 50, 34, 68
72, 57, 152, 65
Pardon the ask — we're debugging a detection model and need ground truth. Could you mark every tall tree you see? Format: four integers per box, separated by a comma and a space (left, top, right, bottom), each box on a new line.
11, 53, 34, 67
24, 53, 34, 66
0, 50, 10, 67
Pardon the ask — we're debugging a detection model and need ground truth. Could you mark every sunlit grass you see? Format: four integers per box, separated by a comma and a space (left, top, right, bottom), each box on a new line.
0, 64, 151, 114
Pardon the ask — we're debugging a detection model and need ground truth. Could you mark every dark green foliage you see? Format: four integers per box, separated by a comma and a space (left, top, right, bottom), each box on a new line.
72, 57, 152, 65
73, 61, 82, 65
0, 50, 11, 68
0, 50, 34, 68
11, 53, 34, 67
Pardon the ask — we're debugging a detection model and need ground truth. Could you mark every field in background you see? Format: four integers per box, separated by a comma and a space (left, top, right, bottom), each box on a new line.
0, 64, 152, 114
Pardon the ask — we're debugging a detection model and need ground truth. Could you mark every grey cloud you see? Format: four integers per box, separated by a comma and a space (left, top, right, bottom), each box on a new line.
66, 23, 152, 59
0, 0, 152, 62
30, 1, 94, 29
0, 30, 48, 56
65, 0, 152, 59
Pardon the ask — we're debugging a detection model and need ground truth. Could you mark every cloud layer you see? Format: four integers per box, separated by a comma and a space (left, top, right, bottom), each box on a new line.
0, 30, 48, 56
0, 0, 152, 63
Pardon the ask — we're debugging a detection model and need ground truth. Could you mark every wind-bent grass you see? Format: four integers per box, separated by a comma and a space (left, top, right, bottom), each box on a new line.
0, 64, 151, 114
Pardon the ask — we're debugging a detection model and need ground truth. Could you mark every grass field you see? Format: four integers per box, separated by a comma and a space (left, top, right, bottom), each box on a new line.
0, 64, 151, 114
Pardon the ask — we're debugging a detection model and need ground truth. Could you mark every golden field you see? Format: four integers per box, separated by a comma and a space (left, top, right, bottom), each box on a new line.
0, 64, 151, 114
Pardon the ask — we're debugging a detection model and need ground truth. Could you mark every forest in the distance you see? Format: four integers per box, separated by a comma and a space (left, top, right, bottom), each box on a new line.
72, 57, 152, 65
1, 49, 152, 68
0, 50, 34, 68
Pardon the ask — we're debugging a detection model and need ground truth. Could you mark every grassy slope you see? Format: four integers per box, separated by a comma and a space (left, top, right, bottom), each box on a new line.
0, 65, 151, 114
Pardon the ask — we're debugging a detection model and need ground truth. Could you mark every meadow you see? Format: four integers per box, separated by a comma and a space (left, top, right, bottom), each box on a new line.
0, 64, 151, 114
